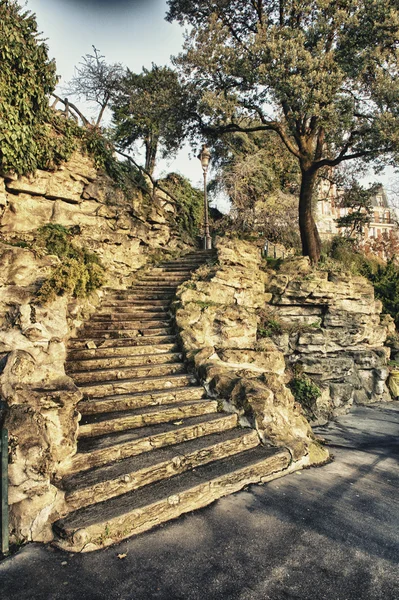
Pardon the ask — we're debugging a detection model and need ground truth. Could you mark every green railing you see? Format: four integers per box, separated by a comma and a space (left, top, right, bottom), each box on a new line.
1, 428, 9, 555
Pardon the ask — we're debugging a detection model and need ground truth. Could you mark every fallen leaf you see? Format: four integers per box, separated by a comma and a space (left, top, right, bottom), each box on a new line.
117, 553, 127, 559
173, 420, 183, 425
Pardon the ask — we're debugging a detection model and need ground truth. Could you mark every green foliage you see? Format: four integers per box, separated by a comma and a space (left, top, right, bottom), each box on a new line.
322, 236, 399, 327
0, 1, 79, 174
257, 308, 322, 339
257, 318, 283, 339
168, 0, 399, 263
159, 173, 204, 240
336, 181, 381, 236
289, 366, 321, 419
35, 224, 105, 303
112, 64, 189, 175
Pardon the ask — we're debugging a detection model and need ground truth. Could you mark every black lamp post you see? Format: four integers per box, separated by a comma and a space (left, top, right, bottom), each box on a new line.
198, 144, 212, 250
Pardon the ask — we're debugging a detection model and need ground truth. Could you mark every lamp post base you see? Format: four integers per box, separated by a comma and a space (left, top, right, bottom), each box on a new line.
203, 235, 212, 250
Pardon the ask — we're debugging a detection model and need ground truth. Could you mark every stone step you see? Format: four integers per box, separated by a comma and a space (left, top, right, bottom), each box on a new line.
70, 413, 238, 474
148, 269, 193, 276
111, 286, 178, 293
106, 293, 175, 301
78, 386, 206, 415
68, 335, 176, 350
68, 343, 178, 361
72, 362, 186, 385
139, 275, 187, 282
54, 445, 290, 552
62, 429, 259, 511
92, 311, 169, 321
78, 399, 218, 438
67, 351, 183, 372
75, 327, 174, 339
81, 319, 171, 331
101, 299, 171, 308
78, 373, 197, 398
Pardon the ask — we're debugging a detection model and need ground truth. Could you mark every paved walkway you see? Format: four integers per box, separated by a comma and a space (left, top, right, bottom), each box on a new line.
1, 402, 398, 600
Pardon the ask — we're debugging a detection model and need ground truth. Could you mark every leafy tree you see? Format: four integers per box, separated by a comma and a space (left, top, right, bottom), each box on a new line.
209, 130, 301, 247
336, 181, 381, 236
64, 46, 124, 127
211, 130, 300, 209
112, 64, 189, 176
167, 0, 399, 263
0, 0, 77, 174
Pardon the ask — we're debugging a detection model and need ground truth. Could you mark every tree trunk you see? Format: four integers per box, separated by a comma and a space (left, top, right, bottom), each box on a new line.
299, 169, 321, 264
144, 137, 158, 177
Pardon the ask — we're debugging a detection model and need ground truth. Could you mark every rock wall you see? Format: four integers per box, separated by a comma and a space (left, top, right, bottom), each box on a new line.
1, 152, 185, 288
175, 237, 329, 467
0, 153, 189, 542
266, 258, 393, 423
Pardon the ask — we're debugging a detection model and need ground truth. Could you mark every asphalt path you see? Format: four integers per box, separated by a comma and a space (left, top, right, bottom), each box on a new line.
1, 402, 398, 600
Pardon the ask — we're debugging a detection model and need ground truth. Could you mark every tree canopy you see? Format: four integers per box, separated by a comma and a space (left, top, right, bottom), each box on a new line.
167, 0, 399, 263
112, 64, 189, 175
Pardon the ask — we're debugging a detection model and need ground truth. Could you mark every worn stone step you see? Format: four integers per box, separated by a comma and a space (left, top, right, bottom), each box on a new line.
67, 343, 178, 361
68, 335, 176, 350
72, 362, 186, 385
69, 413, 238, 474
82, 319, 171, 331
62, 429, 259, 511
147, 269, 193, 276
67, 351, 183, 373
54, 445, 289, 552
92, 311, 169, 321
106, 293, 175, 301
138, 273, 189, 287
78, 386, 206, 415
75, 327, 174, 339
78, 373, 197, 398
108, 287, 176, 294
101, 299, 171, 308
78, 399, 218, 438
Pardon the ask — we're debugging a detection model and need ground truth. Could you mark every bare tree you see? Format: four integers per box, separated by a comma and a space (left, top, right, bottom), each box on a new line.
64, 46, 124, 127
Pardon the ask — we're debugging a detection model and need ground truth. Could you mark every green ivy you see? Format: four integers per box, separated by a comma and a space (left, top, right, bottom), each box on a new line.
158, 173, 204, 240
0, 1, 80, 174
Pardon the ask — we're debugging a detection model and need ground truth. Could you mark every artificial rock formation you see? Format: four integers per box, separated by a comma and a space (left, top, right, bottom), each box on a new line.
175, 237, 328, 466
267, 257, 392, 422
0, 153, 189, 542
0, 152, 184, 288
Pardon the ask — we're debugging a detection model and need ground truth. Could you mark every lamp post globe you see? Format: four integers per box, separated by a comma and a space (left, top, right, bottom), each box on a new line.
198, 144, 212, 250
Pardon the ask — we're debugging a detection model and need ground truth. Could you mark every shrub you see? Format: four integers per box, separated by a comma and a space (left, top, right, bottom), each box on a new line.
288, 365, 321, 419
35, 224, 105, 303
323, 237, 399, 328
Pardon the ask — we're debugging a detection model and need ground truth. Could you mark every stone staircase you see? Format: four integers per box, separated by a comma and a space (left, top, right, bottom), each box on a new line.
53, 251, 291, 552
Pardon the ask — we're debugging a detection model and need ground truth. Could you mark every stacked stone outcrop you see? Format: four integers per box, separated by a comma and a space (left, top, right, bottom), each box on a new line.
267, 257, 393, 422
175, 237, 329, 466
0, 151, 184, 288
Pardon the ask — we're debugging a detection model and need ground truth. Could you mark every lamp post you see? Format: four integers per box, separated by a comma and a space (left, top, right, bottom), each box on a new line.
198, 144, 212, 250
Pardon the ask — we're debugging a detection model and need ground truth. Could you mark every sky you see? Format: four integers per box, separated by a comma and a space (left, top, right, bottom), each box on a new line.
27, 0, 219, 202
26, 0, 398, 208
